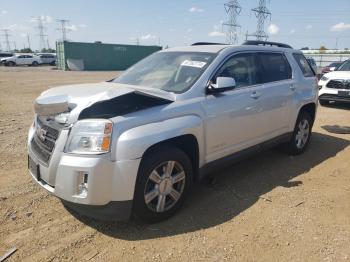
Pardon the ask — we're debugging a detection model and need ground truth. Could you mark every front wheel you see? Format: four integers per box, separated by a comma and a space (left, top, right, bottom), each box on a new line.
133, 146, 193, 223
284, 111, 312, 155
32, 61, 39, 66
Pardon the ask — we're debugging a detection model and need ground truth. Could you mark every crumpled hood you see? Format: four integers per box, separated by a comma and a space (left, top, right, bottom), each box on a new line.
324, 71, 350, 80
35, 82, 175, 123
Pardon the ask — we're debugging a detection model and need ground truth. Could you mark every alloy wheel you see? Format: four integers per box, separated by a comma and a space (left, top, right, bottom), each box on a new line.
295, 119, 310, 149
144, 161, 186, 213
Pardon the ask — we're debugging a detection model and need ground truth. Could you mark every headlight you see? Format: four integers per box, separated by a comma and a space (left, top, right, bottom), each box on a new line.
65, 119, 113, 154
54, 112, 70, 124
320, 76, 329, 81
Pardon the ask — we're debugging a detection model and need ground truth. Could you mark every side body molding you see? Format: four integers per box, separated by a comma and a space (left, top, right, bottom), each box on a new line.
115, 115, 205, 165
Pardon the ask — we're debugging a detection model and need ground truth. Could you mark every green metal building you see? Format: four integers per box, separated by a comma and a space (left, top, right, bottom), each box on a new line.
56, 41, 162, 71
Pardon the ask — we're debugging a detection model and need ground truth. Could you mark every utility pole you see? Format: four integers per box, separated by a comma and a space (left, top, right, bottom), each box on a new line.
1, 29, 12, 51
46, 37, 50, 50
251, 0, 271, 41
32, 16, 48, 51
223, 0, 242, 44
56, 19, 70, 41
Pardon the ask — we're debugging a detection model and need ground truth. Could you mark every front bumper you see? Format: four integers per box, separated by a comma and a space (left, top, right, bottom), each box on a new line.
28, 124, 141, 221
319, 86, 350, 103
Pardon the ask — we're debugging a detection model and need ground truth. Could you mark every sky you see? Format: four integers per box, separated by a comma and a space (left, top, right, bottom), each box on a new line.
0, 0, 349, 51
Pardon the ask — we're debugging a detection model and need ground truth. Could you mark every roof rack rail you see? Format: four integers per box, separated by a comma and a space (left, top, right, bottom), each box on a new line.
242, 40, 292, 49
191, 42, 226, 46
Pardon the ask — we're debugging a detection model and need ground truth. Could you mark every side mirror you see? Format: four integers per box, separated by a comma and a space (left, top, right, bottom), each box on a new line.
208, 77, 236, 94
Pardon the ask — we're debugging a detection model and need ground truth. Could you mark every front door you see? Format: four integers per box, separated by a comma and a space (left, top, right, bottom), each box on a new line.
202, 52, 266, 163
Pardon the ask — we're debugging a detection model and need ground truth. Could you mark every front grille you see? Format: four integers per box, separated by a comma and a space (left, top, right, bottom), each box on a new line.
30, 117, 61, 164
326, 80, 350, 90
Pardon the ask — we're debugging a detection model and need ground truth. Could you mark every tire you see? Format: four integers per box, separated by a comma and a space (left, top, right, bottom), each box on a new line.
319, 99, 329, 106
32, 61, 39, 66
133, 146, 193, 223
284, 111, 312, 155
6, 61, 15, 66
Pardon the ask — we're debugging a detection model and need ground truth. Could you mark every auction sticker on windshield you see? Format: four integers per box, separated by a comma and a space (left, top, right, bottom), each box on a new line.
181, 60, 207, 68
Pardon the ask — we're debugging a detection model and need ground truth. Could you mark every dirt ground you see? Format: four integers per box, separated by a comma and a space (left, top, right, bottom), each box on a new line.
0, 66, 350, 262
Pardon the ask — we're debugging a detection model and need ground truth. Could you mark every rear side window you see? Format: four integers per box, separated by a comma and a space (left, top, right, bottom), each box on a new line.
258, 53, 292, 83
293, 53, 315, 77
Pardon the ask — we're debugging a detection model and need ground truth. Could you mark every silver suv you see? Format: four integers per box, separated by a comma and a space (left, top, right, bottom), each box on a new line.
28, 41, 318, 222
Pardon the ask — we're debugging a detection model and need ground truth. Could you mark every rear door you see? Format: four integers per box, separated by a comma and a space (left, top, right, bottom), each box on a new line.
255, 52, 294, 137
16, 55, 26, 65
25, 55, 34, 65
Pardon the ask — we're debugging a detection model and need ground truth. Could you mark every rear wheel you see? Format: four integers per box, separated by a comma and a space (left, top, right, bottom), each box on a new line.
284, 111, 312, 155
32, 61, 39, 66
133, 146, 193, 223
6, 61, 16, 66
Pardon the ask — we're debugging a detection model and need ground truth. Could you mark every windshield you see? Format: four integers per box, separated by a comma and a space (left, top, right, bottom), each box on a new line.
113, 51, 216, 93
337, 60, 350, 71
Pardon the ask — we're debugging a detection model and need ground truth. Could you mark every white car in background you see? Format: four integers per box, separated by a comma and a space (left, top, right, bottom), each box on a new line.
2, 54, 40, 66
36, 53, 56, 65
318, 59, 350, 105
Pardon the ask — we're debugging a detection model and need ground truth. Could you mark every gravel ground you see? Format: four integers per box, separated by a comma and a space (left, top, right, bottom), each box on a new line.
0, 66, 350, 262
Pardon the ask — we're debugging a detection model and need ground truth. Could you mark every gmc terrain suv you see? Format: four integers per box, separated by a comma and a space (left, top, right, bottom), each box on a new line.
28, 41, 318, 222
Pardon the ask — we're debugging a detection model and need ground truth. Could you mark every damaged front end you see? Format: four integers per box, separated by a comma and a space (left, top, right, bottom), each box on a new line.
33, 82, 174, 123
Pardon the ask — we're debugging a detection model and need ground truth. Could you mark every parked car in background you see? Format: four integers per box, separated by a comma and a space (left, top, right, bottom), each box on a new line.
321, 62, 342, 75
28, 41, 318, 222
2, 54, 40, 66
306, 57, 317, 73
319, 59, 350, 105
36, 53, 56, 65
0, 52, 14, 65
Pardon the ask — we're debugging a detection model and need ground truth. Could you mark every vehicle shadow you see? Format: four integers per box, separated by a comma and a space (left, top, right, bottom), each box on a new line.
322, 125, 350, 134
67, 132, 350, 240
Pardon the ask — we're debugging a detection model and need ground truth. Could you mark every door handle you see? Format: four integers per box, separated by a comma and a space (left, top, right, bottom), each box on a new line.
290, 84, 296, 91
250, 91, 261, 99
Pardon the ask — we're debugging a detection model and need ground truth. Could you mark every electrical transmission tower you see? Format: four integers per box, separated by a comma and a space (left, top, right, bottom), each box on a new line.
26, 34, 31, 50
251, 0, 271, 41
56, 19, 71, 41
32, 16, 48, 50
223, 0, 242, 44
1, 29, 12, 51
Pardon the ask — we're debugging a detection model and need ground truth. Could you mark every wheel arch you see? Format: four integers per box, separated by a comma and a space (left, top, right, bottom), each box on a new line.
141, 134, 200, 180
114, 115, 205, 177
298, 102, 316, 127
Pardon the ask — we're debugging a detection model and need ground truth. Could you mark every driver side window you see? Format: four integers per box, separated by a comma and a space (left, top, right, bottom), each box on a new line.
216, 53, 259, 88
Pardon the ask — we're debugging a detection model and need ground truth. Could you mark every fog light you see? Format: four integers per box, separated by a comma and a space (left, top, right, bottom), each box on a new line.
77, 172, 88, 197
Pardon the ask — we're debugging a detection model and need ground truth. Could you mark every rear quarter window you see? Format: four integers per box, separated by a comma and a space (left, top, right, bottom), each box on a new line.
293, 53, 315, 77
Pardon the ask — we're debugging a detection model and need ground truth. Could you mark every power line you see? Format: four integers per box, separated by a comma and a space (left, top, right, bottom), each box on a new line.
223, 0, 242, 44
250, 0, 271, 41
1, 29, 12, 52
56, 19, 71, 41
